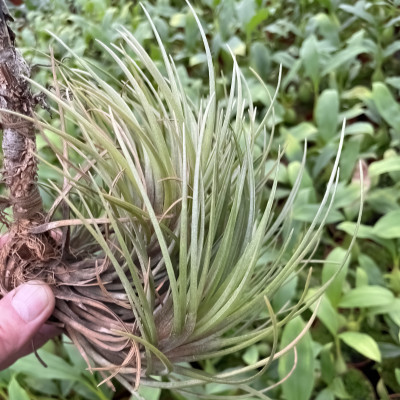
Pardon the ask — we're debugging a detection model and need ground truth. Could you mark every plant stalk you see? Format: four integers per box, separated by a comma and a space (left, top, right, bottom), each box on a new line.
0, 0, 43, 226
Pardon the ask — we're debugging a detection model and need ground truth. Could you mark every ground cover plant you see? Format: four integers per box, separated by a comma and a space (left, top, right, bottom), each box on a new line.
0, 0, 399, 399
0, 0, 357, 399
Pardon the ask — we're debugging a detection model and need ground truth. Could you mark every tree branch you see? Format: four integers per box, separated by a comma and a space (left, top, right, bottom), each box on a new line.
0, 0, 43, 226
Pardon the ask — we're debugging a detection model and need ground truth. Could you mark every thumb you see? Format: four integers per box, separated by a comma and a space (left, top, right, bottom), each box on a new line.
0, 281, 55, 369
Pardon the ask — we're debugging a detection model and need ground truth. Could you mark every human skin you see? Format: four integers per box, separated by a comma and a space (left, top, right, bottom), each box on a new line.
0, 236, 58, 370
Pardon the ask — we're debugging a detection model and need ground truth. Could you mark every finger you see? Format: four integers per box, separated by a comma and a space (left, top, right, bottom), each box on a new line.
0, 233, 9, 249
0, 281, 55, 370
32, 324, 62, 349
9, 324, 62, 362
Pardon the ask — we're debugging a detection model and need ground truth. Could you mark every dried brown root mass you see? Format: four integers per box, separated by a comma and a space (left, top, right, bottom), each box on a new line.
0, 232, 167, 389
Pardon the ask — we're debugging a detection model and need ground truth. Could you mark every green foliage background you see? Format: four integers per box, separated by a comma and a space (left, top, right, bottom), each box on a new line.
1, 0, 400, 399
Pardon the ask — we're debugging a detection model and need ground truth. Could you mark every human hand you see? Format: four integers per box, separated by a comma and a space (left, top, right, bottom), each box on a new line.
0, 235, 58, 370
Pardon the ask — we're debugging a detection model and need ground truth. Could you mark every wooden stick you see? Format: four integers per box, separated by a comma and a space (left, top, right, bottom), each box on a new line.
0, 0, 43, 226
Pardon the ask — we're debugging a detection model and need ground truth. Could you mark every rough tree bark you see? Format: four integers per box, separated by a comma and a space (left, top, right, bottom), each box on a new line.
0, 1, 43, 225
0, 1, 57, 292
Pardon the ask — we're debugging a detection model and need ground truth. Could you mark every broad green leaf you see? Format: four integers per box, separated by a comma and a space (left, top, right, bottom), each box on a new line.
367, 188, 400, 214
235, 0, 256, 25
379, 343, 400, 359
74, 383, 107, 400
355, 267, 368, 287
226, 36, 246, 56
338, 222, 396, 258
0, 369, 12, 384
396, 369, 400, 386
137, 386, 161, 400
169, 13, 186, 28
242, 345, 259, 365
273, 50, 297, 69
37, 129, 63, 151
373, 210, 400, 238
247, 78, 279, 106
386, 15, 400, 28
339, 285, 394, 308
315, 89, 339, 142
287, 162, 313, 188
134, 20, 154, 43
312, 13, 339, 46
345, 122, 373, 136
388, 298, 400, 327
189, 52, 207, 67
320, 345, 336, 385
264, 159, 288, 184
205, 382, 240, 395
8, 377, 30, 400
391, 309, 400, 327
279, 317, 315, 400
339, 138, 361, 181
315, 388, 335, 400
284, 134, 303, 162
333, 183, 360, 209
272, 274, 298, 311
339, 3, 375, 24
24, 377, 59, 397
331, 376, 351, 399
383, 41, 400, 58
368, 298, 400, 316
337, 221, 377, 240
282, 58, 302, 90
185, 13, 199, 51
339, 332, 381, 362
369, 156, 400, 177
293, 204, 343, 224
372, 83, 400, 133
250, 42, 271, 80
11, 350, 82, 382
63, 339, 87, 369
265, 18, 301, 37
322, 248, 349, 307
312, 143, 337, 177
152, 16, 169, 41
322, 45, 368, 75
284, 122, 318, 141
341, 86, 371, 100
300, 35, 320, 86
386, 77, 400, 91
246, 9, 269, 36
358, 254, 384, 286
309, 292, 340, 336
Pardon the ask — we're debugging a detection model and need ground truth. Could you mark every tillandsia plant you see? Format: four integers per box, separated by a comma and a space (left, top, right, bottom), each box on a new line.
0, 1, 360, 398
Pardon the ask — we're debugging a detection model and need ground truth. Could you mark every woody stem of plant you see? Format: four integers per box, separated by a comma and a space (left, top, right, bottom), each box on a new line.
0, 0, 43, 228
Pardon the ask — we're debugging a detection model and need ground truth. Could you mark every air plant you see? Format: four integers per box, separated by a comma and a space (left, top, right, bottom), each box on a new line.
0, 2, 360, 398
